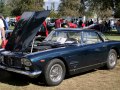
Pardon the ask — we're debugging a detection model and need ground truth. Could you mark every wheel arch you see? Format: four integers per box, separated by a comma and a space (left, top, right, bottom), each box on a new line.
111, 47, 120, 59
52, 57, 70, 76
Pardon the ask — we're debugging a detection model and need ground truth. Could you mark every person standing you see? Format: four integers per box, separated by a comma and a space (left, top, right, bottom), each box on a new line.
55, 19, 61, 28
82, 22, 86, 28
116, 20, 120, 33
89, 19, 93, 25
0, 15, 9, 30
78, 20, 83, 28
0, 16, 6, 47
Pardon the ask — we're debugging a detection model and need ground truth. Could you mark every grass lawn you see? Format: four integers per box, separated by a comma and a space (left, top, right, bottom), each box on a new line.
106, 35, 120, 40
9, 26, 14, 30
104, 30, 120, 40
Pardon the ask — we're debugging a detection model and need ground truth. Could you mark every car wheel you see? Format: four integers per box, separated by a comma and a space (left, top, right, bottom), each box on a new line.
44, 59, 66, 86
106, 49, 117, 69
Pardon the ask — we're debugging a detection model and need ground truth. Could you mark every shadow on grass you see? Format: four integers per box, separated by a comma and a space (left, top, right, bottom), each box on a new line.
65, 69, 97, 80
0, 69, 30, 86
0, 69, 46, 87
0, 69, 98, 87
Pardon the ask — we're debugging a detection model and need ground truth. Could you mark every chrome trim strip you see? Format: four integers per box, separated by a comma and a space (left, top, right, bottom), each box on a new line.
0, 65, 42, 78
70, 62, 106, 72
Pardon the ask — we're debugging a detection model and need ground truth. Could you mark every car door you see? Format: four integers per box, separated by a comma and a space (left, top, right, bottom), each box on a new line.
78, 31, 107, 68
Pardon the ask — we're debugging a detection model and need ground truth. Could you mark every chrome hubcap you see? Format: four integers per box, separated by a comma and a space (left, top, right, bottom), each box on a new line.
49, 64, 63, 82
109, 53, 116, 67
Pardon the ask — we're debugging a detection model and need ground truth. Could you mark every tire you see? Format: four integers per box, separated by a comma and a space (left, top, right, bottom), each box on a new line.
106, 49, 117, 69
44, 59, 66, 86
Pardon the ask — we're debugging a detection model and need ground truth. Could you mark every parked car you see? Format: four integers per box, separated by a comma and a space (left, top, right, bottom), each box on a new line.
0, 11, 120, 86
9, 18, 16, 26
84, 23, 107, 32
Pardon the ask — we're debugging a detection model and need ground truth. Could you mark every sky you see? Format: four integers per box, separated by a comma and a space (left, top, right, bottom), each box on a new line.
44, 0, 60, 10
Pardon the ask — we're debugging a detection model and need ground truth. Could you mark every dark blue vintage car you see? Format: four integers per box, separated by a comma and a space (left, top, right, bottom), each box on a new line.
0, 11, 120, 86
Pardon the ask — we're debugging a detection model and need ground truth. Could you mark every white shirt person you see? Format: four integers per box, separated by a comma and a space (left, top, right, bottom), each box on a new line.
0, 18, 6, 46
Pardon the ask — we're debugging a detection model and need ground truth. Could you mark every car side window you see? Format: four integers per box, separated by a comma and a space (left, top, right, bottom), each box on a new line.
67, 32, 81, 42
83, 32, 102, 44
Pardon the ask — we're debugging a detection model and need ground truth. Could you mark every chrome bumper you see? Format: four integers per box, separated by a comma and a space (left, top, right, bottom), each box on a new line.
0, 65, 42, 78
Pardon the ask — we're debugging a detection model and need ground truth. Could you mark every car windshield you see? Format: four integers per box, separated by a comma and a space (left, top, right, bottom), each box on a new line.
44, 30, 81, 44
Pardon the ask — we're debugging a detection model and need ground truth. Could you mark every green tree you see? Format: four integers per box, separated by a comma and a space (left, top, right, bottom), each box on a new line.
114, 2, 120, 18
9, 0, 44, 16
0, 0, 12, 17
49, 11, 59, 18
0, 1, 4, 13
86, 0, 120, 18
58, 0, 120, 18
58, 0, 85, 17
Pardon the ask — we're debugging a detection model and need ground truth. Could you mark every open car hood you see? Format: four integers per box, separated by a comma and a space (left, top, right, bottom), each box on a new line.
5, 10, 50, 52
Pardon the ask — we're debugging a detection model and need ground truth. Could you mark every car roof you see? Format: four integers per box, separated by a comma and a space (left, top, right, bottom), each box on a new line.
54, 28, 97, 32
